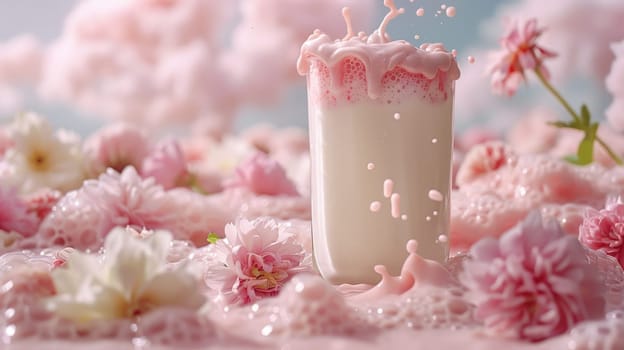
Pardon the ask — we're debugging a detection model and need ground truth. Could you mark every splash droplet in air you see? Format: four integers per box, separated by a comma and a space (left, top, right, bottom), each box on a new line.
428, 189, 443, 202
445, 6, 456, 17
370, 201, 381, 212
391, 193, 401, 218
342, 7, 354, 40
384, 179, 394, 198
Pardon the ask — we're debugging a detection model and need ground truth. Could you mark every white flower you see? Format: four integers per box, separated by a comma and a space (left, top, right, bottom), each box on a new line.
46, 227, 206, 323
4, 112, 85, 193
201, 136, 256, 175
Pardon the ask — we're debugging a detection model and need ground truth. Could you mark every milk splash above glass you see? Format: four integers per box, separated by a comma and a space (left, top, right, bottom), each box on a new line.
297, 0, 460, 285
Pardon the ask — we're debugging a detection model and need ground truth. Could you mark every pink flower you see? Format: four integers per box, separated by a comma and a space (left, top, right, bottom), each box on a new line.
490, 18, 557, 96
82, 123, 150, 177
206, 217, 307, 305
579, 200, 624, 268
455, 141, 516, 187
224, 152, 299, 196
24, 189, 61, 222
141, 139, 189, 189
460, 212, 604, 341
0, 185, 39, 236
37, 167, 229, 250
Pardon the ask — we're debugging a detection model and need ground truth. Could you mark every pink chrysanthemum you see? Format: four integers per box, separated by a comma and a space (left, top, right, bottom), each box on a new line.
37, 167, 229, 250
224, 152, 299, 196
460, 212, 604, 342
579, 200, 624, 268
206, 217, 307, 305
0, 185, 39, 237
141, 139, 189, 190
489, 18, 557, 96
82, 123, 151, 177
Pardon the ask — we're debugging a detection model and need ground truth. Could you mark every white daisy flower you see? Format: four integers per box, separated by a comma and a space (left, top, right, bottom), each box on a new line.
4, 112, 85, 193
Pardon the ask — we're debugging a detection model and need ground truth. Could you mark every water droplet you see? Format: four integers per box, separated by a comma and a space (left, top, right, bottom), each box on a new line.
426, 216, 432, 221
431, 138, 438, 144
394, 112, 401, 120
4, 309, 15, 319
5, 325, 16, 337
401, 214, 408, 221
433, 210, 438, 216
367, 162, 375, 170
416, 8, 425, 16
438, 234, 448, 243
467, 56, 476, 64
261, 325, 273, 336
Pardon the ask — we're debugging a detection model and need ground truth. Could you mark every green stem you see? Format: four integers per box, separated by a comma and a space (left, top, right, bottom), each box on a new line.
533, 68, 581, 124
534, 67, 624, 166
596, 136, 624, 165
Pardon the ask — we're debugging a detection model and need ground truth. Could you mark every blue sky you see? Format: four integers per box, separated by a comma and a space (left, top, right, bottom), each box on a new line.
0, 0, 513, 134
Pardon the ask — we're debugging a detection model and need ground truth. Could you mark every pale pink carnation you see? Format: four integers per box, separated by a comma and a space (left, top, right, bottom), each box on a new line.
0, 185, 39, 237
461, 212, 604, 341
141, 139, 189, 189
489, 18, 557, 96
455, 141, 517, 187
224, 152, 299, 196
205, 217, 307, 305
495, 0, 624, 83
579, 200, 624, 268
37, 167, 229, 250
82, 123, 151, 176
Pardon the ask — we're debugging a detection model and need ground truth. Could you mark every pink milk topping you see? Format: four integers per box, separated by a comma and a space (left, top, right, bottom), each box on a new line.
297, 1, 460, 107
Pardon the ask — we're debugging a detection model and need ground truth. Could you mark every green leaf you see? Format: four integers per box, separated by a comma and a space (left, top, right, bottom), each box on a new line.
206, 233, 220, 244
573, 123, 599, 165
580, 104, 591, 127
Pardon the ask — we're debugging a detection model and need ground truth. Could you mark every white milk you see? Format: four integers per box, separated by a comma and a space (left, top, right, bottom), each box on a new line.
308, 95, 454, 284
